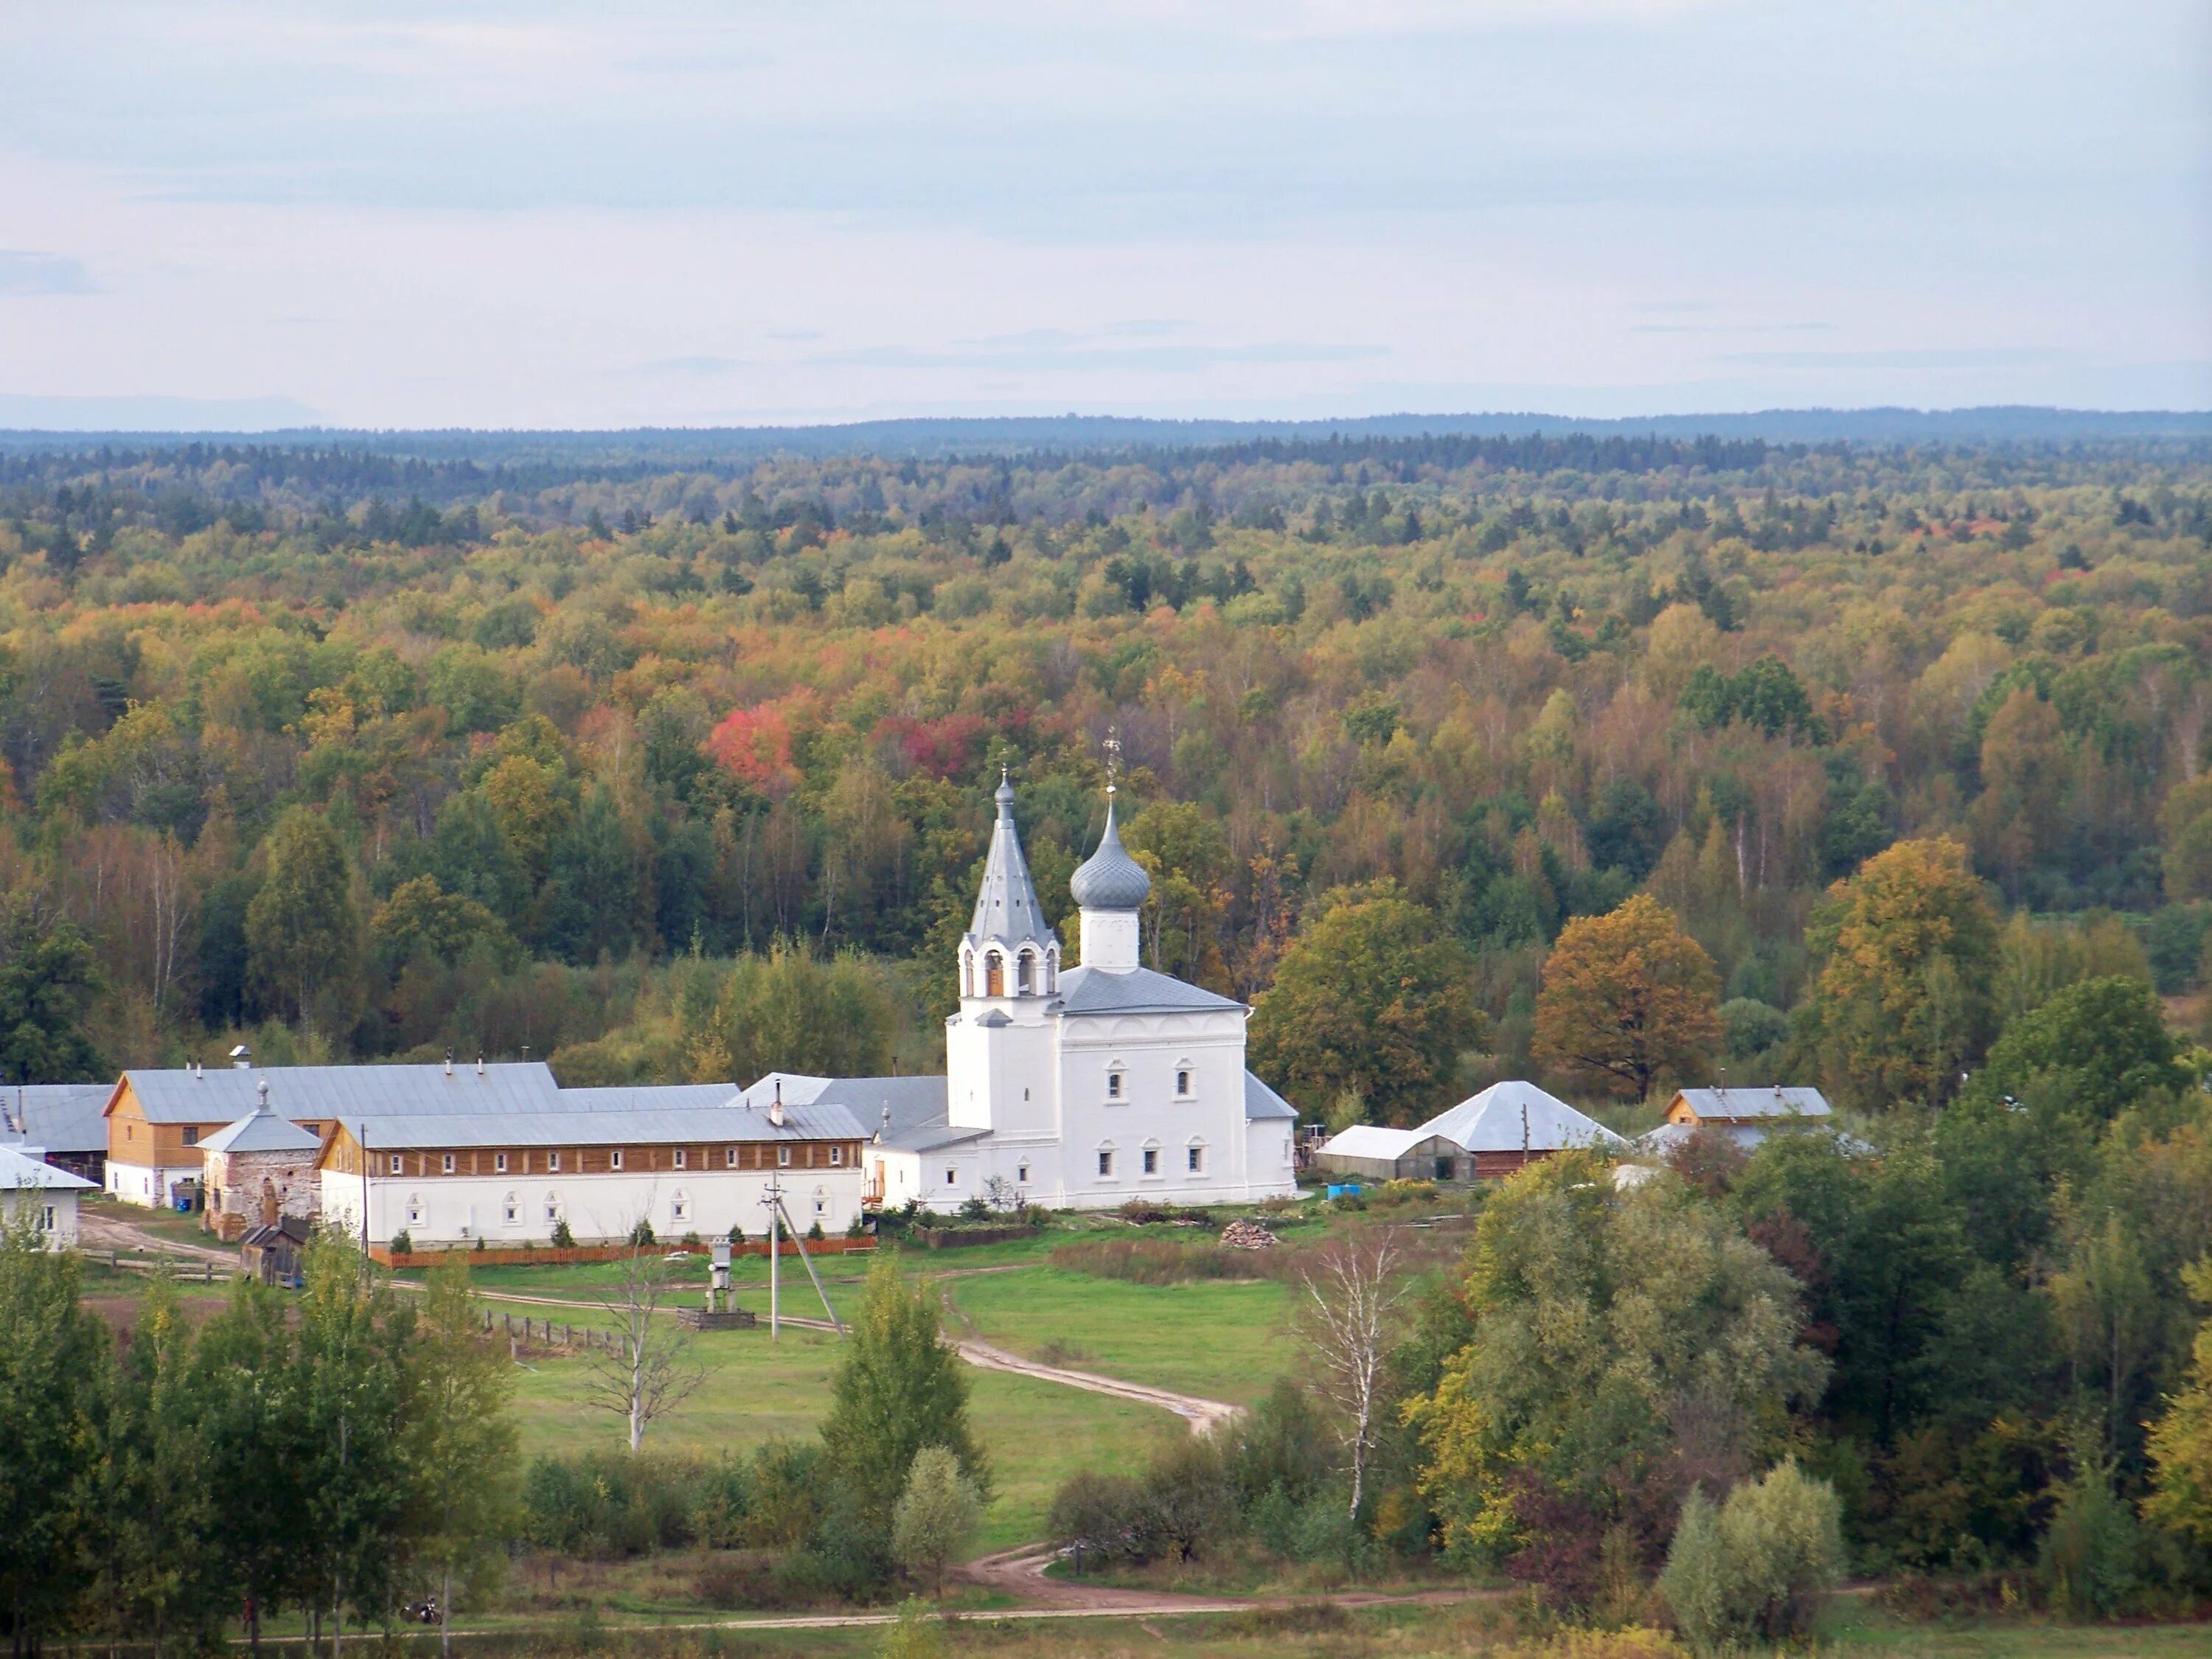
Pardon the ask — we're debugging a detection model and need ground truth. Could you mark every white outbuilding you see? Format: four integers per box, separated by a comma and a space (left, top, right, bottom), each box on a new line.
0, 1143, 96, 1248
1314, 1079, 1624, 1183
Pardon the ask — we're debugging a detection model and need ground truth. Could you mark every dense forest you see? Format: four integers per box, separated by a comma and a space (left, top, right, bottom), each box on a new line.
10, 425, 2212, 1614
0, 429, 2206, 1099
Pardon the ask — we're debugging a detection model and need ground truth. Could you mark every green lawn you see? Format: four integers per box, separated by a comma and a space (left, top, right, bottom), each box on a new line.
509, 1323, 1178, 1550
945, 1266, 1294, 1405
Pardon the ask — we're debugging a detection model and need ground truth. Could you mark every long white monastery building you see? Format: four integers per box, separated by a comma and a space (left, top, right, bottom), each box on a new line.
826, 779, 1299, 1212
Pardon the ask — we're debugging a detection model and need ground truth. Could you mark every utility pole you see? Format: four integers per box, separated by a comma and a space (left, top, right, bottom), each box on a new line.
762, 1172, 782, 1342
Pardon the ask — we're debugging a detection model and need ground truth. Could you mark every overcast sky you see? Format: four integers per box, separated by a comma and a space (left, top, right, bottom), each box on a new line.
0, 0, 2205, 429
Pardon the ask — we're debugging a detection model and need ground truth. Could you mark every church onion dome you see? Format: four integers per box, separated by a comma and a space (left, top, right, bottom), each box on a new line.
1070, 796, 1151, 911
967, 774, 1054, 947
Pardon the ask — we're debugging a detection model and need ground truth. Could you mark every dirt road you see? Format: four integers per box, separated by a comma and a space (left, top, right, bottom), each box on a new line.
77, 1208, 237, 1266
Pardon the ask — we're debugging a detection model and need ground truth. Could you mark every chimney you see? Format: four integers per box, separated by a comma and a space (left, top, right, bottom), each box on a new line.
476, 1054, 486, 1078
769, 1078, 786, 1129
229, 1043, 252, 1071
444, 1049, 453, 1079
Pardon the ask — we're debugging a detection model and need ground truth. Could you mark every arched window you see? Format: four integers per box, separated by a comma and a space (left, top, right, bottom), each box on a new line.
1174, 1062, 1194, 1097
959, 949, 973, 998
1105, 1064, 1125, 1102
671, 1189, 689, 1224
1018, 949, 1037, 995
406, 1194, 424, 1227
984, 952, 1005, 997
503, 1192, 519, 1225
543, 1192, 561, 1224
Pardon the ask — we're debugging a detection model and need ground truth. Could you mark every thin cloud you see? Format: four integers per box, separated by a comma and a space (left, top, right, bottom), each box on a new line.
0, 251, 100, 296
1713, 347, 2064, 369
811, 339, 1388, 372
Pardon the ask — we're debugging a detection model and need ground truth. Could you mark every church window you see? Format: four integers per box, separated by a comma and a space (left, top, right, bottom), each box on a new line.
503, 1194, 518, 1224
1106, 1069, 1123, 1100
1188, 1143, 1205, 1173
1175, 1069, 1191, 1096
985, 953, 1005, 996
814, 1186, 827, 1215
543, 1194, 561, 1223
1142, 1147, 1159, 1175
406, 1195, 423, 1226
1018, 1162, 1029, 1183
1097, 1150, 1114, 1178
442, 1154, 456, 1174
672, 1190, 689, 1223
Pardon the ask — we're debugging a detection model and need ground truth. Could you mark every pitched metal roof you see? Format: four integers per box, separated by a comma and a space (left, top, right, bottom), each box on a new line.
1244, 1072, 1298, 1121
1318, 1124, 1426, 1161
341, 1099, 865, 1151
559, 1084, 745, 1113
967, 777, 1054, 950
0, 1144, 97, 1191
1414, 1080, 1626, 1154
121, 1063, 563, 1123
1069, 794, 1152, 911
201, 1094, 323, 1155
0, 1084, 112, 1153
1055, 964, 1242, 1017
1674, 1086, 1832, 1122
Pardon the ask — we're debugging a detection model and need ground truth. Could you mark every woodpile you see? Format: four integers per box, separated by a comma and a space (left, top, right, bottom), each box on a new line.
1218, 1220, 1279, 1250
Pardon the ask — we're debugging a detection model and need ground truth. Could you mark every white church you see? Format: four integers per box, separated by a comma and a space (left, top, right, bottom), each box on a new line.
757, 779, 1301, 1213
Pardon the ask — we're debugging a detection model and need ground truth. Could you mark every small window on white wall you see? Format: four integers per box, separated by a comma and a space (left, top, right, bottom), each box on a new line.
1188, 1144, 1205, 1173
1176, 1069, 1192, 1096
1018, 1162, 1029, 1183
1106, 1068, 1124, 1100
406, 1195, 423, 1226
543, 1194, 561, 1223
1142, 1147, 1159, 1175
945, 1167, 957, 1186
1097, 1147, 1115, 1178
503, 1194, 518, 1224
672, 1190, 689, 1223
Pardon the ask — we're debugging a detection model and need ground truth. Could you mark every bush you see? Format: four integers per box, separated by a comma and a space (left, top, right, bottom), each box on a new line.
551, 1217, 576, 1248
389, 1229, 414, 1256
629, 1217, 657, 1248
1660, 1460, 1844, 1653
1047, 1432, 1239, 1565
524, 1444, 830, 1559
2039, 1462, 2141, 1617
1371, 1178, 1440, 1206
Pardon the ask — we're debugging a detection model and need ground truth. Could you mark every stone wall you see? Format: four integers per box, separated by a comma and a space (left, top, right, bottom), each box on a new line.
204, 1147, 320, 1242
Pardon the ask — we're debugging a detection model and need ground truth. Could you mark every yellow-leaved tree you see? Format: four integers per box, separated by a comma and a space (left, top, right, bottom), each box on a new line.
1532, 892, 1720, 1102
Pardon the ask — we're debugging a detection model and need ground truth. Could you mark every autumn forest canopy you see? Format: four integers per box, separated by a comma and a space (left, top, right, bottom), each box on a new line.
0, 423, 2208, 1114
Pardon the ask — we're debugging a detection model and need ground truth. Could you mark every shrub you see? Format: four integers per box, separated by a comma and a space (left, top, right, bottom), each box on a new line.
2039, 1461, 2141, 1617
551, 1217, 576, 1248
1660, 1461, 1844, 1653
890, 1445, 982, 1595
1371, 1178, 1440, 1206
807, 1220, 826, 1241
389, 1229, 414, 1256
1047, 1433, 1239, 1565
629, 1217, 657, 1248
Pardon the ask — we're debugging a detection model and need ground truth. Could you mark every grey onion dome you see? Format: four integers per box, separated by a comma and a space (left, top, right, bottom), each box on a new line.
1070, 796, 1151, 911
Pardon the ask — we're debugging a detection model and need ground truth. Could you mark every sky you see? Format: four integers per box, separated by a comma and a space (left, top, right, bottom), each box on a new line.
0, 0, 2206, 430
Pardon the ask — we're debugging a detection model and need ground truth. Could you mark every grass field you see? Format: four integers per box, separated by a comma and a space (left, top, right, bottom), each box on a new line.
509, 1324, 1180, 1550
945, 1265, 1295, 1405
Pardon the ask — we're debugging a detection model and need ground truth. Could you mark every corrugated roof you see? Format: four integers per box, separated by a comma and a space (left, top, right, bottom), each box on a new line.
341, 1099, 865, 1150
0, 1144, 97, 1191
560, 1084, 743, 1113
0, 1084, 112, 1153
1674, 1086, 1831, 1122
1244, 1072, 1298, 1121
1414, 1080, 1625, 1154
122, 1063, 563, 1123
1318, 1124, 1426, 1161
1055, 965, 1243, 1016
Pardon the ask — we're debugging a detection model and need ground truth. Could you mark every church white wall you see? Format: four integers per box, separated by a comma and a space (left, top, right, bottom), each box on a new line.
319, 1167, 866, 1247
947, 1010, 1057, 1135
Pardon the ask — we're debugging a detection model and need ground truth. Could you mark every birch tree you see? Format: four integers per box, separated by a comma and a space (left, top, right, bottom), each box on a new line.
1297, 1227, 1408, 1519
580, 1228, 708, 1452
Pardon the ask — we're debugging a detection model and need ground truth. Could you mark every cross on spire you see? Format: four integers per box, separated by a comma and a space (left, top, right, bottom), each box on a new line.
1102, 726, 1121, 796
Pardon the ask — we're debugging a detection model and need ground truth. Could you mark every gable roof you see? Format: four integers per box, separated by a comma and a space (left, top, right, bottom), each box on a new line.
1055, 964, 1243, 1017
119, 1063, 563, 1124
0, 1084, 112, 1154
340, 1099, 866, 1151
1674, 1086, 1832, 1123
1244, 1072, 1298, 1121
1415, 1080, 1625, 1154
1318, 1124, 1426, 1161
0, 1144, 97, 1191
